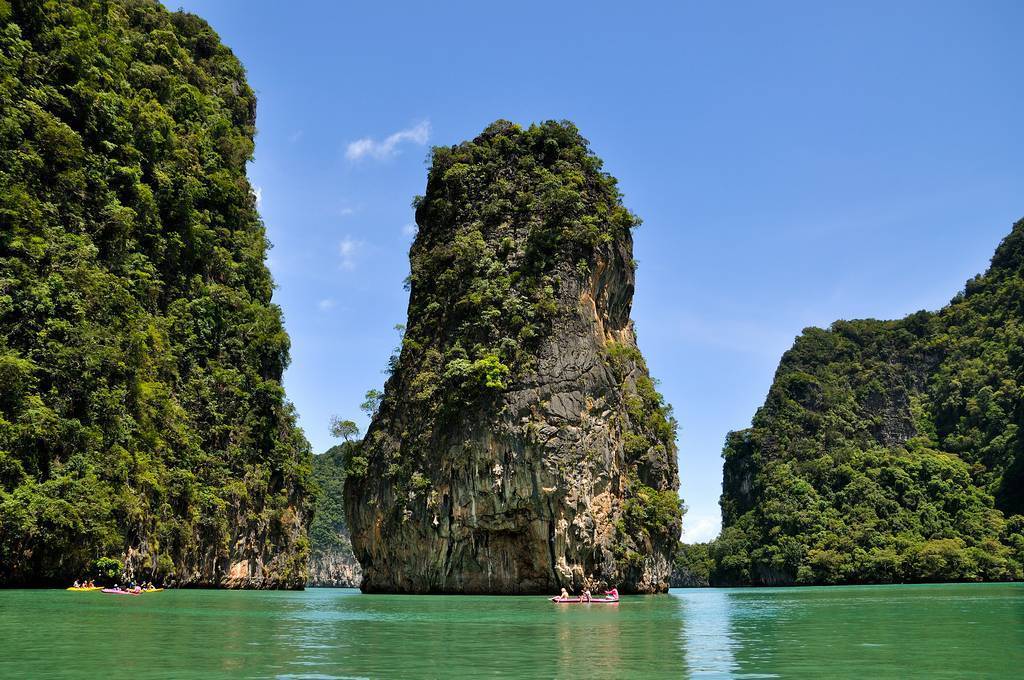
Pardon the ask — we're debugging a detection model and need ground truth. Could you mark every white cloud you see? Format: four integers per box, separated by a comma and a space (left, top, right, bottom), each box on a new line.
318, 298, 336, 311
402, 223, 417, 237
682, 514, 721, 544
345, 121, 431, 161
253, 186, 263, 208
339, 207, 356, 217
338, 236, 362, 270
288, 130, 304, 143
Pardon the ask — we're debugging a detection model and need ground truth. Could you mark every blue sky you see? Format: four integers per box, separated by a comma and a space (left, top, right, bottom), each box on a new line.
174, 0, 1023, 543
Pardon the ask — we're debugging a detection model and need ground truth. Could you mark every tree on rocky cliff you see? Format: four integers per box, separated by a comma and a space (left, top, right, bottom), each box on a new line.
330, 418, 360, 443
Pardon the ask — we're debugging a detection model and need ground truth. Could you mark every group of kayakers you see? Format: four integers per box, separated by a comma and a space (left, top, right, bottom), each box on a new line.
69, 579, 161, 593
552, 586, 619, 602
110, 581, 160, 593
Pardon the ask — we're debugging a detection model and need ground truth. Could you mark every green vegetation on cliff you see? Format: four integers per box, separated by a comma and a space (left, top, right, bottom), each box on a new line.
307, 442, 362, 586
351, 121, 667, 492
0, 0, 311, 586
345, 120, 681, 593
309, 444, 353, 562
401, 120, 639, 409
709, 220, 1024, 585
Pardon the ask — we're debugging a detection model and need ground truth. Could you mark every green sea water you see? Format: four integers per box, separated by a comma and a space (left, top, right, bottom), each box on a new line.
1, 583, 1021, 678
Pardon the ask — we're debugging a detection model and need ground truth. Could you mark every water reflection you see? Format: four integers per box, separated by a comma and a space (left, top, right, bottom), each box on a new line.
676, 590, 740, 678
674, 583, 1024, 679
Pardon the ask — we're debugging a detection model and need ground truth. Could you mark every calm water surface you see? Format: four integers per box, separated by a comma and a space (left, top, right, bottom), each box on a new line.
1, 583, 1021, 678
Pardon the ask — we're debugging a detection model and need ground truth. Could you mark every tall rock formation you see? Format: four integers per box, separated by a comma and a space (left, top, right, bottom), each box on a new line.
0, 0, 311, 587
714, 219, 1024, 585
344, 121, 682, 594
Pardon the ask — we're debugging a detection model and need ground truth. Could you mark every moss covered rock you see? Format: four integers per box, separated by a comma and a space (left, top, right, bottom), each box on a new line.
344, 120, 681, 593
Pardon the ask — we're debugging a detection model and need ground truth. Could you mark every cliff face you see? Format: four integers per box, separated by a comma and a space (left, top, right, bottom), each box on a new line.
344, 121, 681, 594
308, 550, 362, 588
0, 0, 311, 588
714, 220, 1024, 585
308, 446, 362, 587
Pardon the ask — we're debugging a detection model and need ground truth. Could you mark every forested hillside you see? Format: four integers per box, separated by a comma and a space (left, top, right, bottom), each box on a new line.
0, 0, 312, 587
708, 220, 1024, 585
307, 445, 360, 587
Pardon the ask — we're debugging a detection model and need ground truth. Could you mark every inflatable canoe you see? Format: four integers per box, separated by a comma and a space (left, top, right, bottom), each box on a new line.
550, 596, 619, 604
101, 588, 141, 595
66, 586, 102, 591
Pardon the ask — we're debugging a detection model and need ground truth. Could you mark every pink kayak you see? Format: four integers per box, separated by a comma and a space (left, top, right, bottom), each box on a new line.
550, 596, 619, 604
101, 588, 141, 595
550, 588, 620, 604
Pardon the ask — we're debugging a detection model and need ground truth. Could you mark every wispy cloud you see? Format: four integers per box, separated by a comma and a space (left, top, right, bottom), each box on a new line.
402, 223, 417, 237
345, 121, 431, 161
338, 236, 362, 270
288, 130, 304, 144
253, 186, 263, 208
318, 298, 336, 311
682, 513, 721, 543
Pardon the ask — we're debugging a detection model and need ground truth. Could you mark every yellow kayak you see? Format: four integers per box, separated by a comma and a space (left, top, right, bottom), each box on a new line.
141, 588, 163, 593
66, 586, 102, 591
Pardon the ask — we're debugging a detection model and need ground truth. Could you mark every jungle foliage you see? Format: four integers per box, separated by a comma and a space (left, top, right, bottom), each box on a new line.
398, 119, 640, 414
0, 0, 312, 585
708, 220, 1024, 585
309, 444, 353, 560
351, 120, 647, 484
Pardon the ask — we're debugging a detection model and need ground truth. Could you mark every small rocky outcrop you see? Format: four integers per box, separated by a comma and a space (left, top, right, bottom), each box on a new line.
344, 121, 682, 594
308, 550, 362, 588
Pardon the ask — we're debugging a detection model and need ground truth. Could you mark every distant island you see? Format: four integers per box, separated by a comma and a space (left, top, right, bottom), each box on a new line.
307, 444, 360, 587
677, 219, 1024, 586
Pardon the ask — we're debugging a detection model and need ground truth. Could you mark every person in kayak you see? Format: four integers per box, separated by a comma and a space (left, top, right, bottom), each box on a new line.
605, 587, 619, 600
558, 587, 570, 601
582, 589, 592, 602
73, 580, 81, 588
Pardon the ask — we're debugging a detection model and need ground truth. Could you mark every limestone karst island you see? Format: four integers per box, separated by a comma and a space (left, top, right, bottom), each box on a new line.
1, 1, 1022, 678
